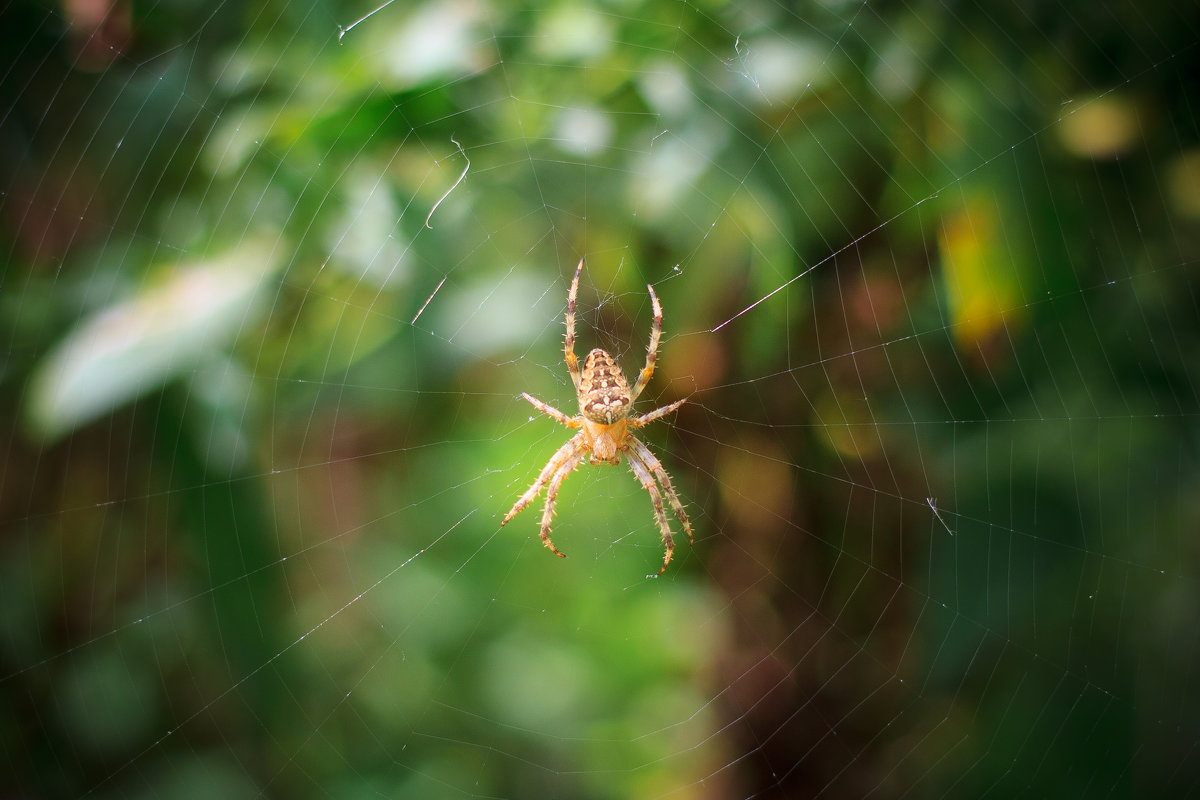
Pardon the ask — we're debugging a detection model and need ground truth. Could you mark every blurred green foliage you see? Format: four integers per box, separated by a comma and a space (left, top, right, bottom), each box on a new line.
2, 0, 1200, 797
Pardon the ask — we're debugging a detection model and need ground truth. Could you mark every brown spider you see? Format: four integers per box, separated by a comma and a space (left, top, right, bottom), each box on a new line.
502, 258, 694, 574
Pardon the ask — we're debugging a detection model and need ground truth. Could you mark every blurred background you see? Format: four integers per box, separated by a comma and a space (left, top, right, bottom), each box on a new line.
2, 0, 1199, 797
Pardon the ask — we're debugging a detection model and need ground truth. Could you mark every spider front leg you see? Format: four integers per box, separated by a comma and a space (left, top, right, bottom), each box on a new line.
628, 436, 693, 546
538, 449, 587, 558
503, 433, 585, 526
626, 449, 677, 575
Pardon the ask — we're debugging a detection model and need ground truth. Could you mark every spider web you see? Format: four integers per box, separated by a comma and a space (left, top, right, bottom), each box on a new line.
2, 0, 1199, 797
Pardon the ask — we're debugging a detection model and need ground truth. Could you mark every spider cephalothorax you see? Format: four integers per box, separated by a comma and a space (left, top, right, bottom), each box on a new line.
502, 259, 694, 574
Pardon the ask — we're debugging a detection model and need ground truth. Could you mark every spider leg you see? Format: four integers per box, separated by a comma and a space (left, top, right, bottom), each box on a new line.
521, 393, 581, 429
502, 433, 586, 526
626, 448, 676, 575
628, 436, 694, 547
629, 282, 663, 403
538, 448, 588, 558
564, 258, 584, 391
629, 397, 687, 429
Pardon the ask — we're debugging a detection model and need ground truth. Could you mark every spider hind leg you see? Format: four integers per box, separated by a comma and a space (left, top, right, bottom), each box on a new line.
630, 283, 664, 403
564, 259, 584, 391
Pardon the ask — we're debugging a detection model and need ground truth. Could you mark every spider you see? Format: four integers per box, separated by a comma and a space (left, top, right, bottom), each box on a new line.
502, 258, 694, 574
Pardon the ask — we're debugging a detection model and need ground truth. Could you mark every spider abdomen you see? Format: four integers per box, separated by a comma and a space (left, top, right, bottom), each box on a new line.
580, 348, 632, 424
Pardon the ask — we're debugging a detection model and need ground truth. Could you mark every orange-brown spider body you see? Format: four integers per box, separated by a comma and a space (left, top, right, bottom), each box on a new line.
502, 259, 693, 574
579, 348, 632, 464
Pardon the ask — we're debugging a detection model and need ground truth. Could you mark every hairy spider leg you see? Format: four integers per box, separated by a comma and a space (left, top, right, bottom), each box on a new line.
502, 433, 585, 526
629, 283, 663, 403
630, 398, 687, 429
538, 449, 587, 558
564, 258, 584, 391
520, 392, 580, 428
626, 448, 676, 574
628, 436, 694, 546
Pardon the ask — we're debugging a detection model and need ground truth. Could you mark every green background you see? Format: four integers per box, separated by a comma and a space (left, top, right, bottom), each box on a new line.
2, 1, 1199, 797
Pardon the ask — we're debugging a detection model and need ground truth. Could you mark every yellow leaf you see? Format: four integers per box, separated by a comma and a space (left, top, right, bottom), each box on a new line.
938, 194, 1021, 348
